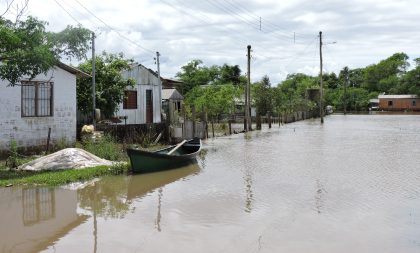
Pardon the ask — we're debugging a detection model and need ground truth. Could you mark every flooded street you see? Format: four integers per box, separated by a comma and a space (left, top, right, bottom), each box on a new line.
1, 115, 420, 253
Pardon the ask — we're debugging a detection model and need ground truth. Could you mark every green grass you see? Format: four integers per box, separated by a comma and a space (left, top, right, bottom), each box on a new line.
0, 163, 130, 187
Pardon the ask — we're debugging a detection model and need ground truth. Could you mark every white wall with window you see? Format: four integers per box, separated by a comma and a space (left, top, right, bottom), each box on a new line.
114, 64, 162, 125
0, 66, 79, 151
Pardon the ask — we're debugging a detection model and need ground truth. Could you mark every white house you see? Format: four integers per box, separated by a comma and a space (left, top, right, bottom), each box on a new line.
0, 62, 89, 152
114, 64, 162, 124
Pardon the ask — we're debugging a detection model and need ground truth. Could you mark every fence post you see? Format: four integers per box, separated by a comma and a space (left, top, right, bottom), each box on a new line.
192, 105, 196, 138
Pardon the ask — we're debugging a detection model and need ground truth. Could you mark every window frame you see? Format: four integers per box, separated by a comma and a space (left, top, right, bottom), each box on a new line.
123, 90, 138, 109
21, 81, 54, 117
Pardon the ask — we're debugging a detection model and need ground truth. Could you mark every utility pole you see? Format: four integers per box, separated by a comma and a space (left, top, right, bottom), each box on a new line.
343, 67, 348, 115
92, 32, 96, 129
259, 17, 261, 31
319, 31, 324, 124
246, 45, 252, 131
156, 51, 162, 123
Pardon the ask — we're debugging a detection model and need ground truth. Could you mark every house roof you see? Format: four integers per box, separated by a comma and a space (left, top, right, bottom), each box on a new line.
57, 62, 91, 78
162, 88, 184, 100
378, 94, 418, 99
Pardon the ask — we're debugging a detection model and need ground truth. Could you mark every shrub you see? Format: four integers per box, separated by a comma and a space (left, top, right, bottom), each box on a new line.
6, 139, 20, 169
81, 135, 121, 161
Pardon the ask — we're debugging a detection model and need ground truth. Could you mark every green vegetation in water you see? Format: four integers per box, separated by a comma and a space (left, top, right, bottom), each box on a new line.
0, 163, 130, 187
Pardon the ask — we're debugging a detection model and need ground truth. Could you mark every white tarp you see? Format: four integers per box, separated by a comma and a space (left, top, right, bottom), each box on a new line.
18, 148, 114, 171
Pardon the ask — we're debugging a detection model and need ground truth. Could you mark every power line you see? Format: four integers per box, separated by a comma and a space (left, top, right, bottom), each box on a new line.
52, 0, 82, 26
218, 0, 313, 39
160, 0, 272, 60
284, 36, 318, 67
72, 0, 155, 55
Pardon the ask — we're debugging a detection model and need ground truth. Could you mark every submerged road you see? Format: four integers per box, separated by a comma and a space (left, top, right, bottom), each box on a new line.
1, 114, 420, 253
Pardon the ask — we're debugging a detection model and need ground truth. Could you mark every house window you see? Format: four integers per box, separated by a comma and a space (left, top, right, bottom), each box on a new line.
21, 81, 53, 117
388, 100, 393, 106
123, 90, 137, 109
413, 100, 416, 106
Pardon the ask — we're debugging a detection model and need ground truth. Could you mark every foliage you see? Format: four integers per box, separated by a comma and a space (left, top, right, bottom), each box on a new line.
185, 84, 241, 120
363, 52, 409, 92
0, 16, 91, 85
77, 52, 135, 118
176, 59, 245, 94
6, 139, 20, 168
78, 134, 121, 161
274, 73, 318, 115
0, 164, 130, 187
252, 75, 274, 115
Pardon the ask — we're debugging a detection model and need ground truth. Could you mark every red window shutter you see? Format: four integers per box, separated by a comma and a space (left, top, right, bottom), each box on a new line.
123, 91, 137, 109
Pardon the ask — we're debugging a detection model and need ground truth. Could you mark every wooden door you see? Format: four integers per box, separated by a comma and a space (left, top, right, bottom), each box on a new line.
146, 90, 153, 124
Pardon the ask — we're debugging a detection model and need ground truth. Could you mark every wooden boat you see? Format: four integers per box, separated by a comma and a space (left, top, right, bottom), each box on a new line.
127, 138, 202, 173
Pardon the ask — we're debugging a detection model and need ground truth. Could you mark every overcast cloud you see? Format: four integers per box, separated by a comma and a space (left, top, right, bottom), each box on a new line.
3, 0, 420, 84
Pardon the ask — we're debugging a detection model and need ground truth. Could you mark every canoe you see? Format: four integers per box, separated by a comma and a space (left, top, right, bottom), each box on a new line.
127, 138, 202, 173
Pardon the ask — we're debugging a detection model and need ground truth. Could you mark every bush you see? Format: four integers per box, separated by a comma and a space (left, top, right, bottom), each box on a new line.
81, 135, 121, 161
6, 139, 21, 169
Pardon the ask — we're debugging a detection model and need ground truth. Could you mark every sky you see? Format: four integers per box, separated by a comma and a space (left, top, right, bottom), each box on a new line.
3, 0, 420, 84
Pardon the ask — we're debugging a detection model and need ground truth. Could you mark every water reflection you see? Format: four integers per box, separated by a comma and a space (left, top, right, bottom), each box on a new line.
0, 187, 87, 253
155, 188, 163, 232
22, 188, 56, 226
244, 171, 253, 213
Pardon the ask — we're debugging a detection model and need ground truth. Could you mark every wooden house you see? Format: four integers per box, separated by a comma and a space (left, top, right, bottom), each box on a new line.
378, 95, 420, 111
114, 64, 162, 124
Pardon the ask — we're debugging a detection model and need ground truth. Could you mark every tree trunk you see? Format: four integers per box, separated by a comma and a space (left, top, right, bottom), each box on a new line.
211, 120, 215, 138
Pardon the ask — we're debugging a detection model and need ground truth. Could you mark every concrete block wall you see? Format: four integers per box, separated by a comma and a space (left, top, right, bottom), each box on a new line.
0, 67, 77, 152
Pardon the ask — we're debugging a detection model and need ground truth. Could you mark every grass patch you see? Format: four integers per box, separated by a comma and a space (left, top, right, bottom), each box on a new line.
0, 163, 130, 187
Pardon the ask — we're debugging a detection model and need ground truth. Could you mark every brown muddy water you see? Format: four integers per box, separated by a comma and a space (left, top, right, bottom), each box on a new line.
1, 114, 420, 253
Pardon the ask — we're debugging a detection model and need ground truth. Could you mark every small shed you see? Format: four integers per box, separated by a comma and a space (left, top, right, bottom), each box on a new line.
378, 95, 420, 111
162, 88, 184, 123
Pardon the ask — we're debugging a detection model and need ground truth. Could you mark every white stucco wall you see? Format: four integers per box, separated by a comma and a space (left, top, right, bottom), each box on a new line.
114, 64, 162, 124
0, 67, 77, 151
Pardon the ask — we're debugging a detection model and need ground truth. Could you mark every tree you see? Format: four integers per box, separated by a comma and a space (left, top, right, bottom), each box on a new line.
0, 15, 91, 85
77, 52, 135, 118
363, 52, 409, 92
253, 75, 273, 116
176, 60, 246, 94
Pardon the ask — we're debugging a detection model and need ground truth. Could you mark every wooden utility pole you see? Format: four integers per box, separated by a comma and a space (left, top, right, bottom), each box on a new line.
246, 45, 252, 131
319, 31, 324, 124
92, 32, 96, 129
343, 67, 348, 115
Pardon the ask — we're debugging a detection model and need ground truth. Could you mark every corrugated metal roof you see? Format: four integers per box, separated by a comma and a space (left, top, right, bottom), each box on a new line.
378, 95, 418, 99
162, 88, 184, 100
57, 62, 91, 78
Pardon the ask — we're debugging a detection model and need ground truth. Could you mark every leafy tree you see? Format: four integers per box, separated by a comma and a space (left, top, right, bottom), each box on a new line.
252, 75, 273, 116
77, 52, 135, 118
363, 52, 409, 92
185, 84, 240, 120
0, 16, 91, 85
176, 60, 246, 94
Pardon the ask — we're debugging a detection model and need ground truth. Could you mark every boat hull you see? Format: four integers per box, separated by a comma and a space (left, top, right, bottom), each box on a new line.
127, 138, 201, 173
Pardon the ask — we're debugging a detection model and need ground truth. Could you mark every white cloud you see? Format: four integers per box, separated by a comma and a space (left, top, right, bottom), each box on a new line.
3, 0, 419, 84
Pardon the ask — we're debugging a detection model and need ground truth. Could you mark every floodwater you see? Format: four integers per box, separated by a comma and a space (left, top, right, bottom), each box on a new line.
1, 114, 420, 253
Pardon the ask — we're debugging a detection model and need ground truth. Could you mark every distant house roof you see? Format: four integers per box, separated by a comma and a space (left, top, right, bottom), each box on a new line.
162, 88, 184, 100
161, 77, 183, 89
369, 99, 379, 103
56, 62, 91, 78
378, 95, 418, 99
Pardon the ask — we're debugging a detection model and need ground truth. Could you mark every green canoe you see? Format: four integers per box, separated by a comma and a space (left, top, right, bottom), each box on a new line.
127, 138, 202, 173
